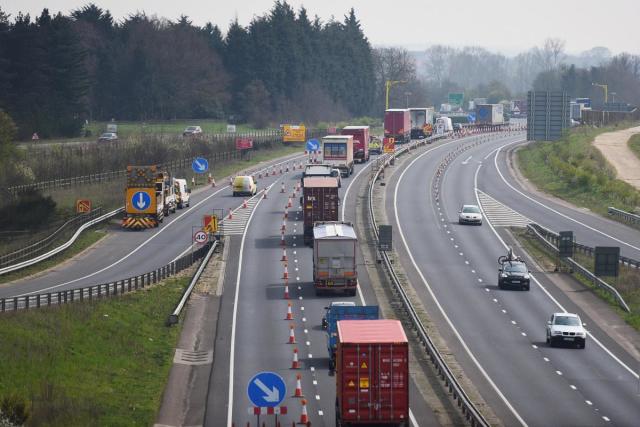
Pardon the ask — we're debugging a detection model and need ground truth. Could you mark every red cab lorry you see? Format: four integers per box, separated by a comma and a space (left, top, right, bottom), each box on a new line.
336, 320, 409, 427
302, 177, 340, 244
384, 109, 411, 143
341, 125, 370, 163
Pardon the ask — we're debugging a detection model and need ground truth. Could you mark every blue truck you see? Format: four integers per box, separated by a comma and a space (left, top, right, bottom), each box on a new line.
322, 302, 380, 369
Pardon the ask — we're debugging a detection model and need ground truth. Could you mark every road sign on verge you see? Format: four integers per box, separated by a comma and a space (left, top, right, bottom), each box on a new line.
76, 199, 91, 213
193, 230, 208, 245
131, 191, 151, 211
203, 215, 218, 233
558, 231, 574, 258
594, 246, 619, 277
306, 138, 320, 152
383, 137, 395, 153
247, 371, 286, 408
192, 157, 209, 173
378, 225, 392, 251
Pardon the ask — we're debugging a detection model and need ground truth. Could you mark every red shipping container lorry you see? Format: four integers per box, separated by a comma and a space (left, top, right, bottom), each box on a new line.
302, 177, 340, 244
336, 320, 409, 426
341, 125, 370, 163
384, 109, 411, 143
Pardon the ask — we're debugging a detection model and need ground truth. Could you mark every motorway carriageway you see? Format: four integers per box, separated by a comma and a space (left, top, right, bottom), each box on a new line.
389, 133, 640, 426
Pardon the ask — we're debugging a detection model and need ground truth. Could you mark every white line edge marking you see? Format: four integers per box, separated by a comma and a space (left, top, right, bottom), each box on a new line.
226, 180, 276, 427
492, 142, 640, 253
341, 155, 420, 427
475, 158, 638, 380
395, 140, 528, 426
19, 154, 306, 296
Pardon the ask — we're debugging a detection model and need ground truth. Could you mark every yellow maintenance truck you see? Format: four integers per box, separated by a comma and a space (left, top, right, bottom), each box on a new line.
122, 165, 176, 229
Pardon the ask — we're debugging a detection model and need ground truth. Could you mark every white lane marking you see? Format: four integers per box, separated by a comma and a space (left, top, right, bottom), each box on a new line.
544, 357, 550, 362
570, 385, 577, 390
586, 400, 593, 406
556, 371, 563, 376
394, 141, 528, 427
492, 142, 640, 252
226, 181, 275, 427
462, 156, 472, 165
602, 416, 610, 422
475, 162, 639, 380
532, 345, 538, 349
19, 154, 306, 295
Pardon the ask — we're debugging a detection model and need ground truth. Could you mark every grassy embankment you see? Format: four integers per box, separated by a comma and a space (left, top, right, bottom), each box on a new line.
0, 228, 107, 286
0, 276, 187, 426
629, 133, 640, 161
517, 123, 640, 216
512, 228, 640, 331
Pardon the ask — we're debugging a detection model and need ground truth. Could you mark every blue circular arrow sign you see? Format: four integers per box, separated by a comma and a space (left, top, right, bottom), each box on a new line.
131, 191, 151, 211
306, 138, 320, 152
192, 157, 209, 173
247, 371, 286, 408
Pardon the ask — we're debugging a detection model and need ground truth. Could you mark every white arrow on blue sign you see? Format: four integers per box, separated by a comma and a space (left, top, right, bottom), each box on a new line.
192, 157, 209, 173
306, 138, 320, 152
131, 191, 151, 211
247, 371, 286, 408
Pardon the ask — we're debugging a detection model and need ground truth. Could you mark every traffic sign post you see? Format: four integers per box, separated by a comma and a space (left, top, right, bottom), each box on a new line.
306, 138, 320, 153
193, 230, 208, 245
247, 371, 286, 426
192, 157, 209, 174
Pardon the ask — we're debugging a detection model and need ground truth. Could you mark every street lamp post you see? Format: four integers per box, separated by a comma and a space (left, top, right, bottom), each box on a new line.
405, 92, 412, 108
385, 80, 407, 110
592, 82, 608, 104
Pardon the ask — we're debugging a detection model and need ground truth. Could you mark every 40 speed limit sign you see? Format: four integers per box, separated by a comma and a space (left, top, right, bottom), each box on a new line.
193, 230, 209, 244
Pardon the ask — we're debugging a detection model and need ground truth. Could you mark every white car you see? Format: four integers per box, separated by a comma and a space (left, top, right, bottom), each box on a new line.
546, 313, 587, 349
183, 125, 203, 136
458, 204, 483, 225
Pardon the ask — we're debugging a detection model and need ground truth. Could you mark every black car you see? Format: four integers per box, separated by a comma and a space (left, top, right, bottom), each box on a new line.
498, 249, 530, 291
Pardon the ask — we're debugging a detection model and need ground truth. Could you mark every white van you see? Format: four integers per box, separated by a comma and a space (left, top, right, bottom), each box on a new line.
174, 178, 191, 208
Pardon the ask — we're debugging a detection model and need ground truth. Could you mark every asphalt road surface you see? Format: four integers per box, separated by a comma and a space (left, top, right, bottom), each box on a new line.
388, 133, 640, 426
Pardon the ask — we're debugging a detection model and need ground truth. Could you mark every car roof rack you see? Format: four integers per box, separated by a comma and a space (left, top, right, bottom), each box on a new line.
498, 247, 524, 265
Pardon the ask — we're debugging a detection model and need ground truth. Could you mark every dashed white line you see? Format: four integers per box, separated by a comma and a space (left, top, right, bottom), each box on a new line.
586, 400, 593, 406
544, 357, 550, 362
570, 385, 577, 390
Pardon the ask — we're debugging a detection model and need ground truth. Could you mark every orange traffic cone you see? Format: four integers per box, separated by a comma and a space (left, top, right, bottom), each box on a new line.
280, 234, 286, 246
228, 208, 233, 220
263, 188, 268, 199
287, 198, 292, 208
291, 348, 300, 369
286, 165, 290, 172
284, 209, 289, 219
286, 302, 294, 320
243, 199, 248, 208
281, 220, 286, 232
284, 283, 290, 299
299, 399, 308, 424
283, 265, 289, 280
229, 176, 233, 186
211, 177, 216, 188
294, 374, 304, 397
281, 182, 286, 193
281, 248, 288, 262
288, 324, 296, 344
259, 171, 263, 179
280, 166, 283, 174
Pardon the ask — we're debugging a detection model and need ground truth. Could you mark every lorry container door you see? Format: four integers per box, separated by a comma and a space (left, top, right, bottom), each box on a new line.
337, 320, 409, 426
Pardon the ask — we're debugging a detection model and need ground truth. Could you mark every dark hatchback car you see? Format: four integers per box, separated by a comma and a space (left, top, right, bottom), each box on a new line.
498, 251, 530, 291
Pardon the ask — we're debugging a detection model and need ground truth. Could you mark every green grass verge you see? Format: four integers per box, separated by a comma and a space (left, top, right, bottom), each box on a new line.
517, 123, 640, 216
0, 228, 107, 285
512, 228, 640, 331
0, 276, 187, 426
629, 134, 640, 162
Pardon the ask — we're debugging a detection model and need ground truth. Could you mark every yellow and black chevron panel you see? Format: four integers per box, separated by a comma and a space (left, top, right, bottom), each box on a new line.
121, 217, 157, 230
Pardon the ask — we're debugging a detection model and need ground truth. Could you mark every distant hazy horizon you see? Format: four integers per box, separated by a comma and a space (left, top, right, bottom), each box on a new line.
3, 0, 639, 55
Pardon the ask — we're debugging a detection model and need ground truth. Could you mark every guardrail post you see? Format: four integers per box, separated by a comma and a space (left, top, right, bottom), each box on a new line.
113, 282, 117, 296
1, 298, 4, 312
14, 297, 18, 310
57, 292, 61, 305
152, 270, 157, 283
128, 278, 132, 292
25, 296, 29, 310
47, 293, 51, 306
98, 285, 102, 297
120, 280, 125, 294
36, 294, 41, 308
134, 276, 139, 290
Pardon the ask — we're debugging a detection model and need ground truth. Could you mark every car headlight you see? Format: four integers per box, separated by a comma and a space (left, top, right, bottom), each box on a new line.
552, 330, 563, 336
576, 332, 586, 337
524, 274, 530, 280
500, 273, 508, 278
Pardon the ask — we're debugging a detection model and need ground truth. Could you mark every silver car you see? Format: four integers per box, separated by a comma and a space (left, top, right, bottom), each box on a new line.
458, 204, 483, 225
546, 313, 587, 348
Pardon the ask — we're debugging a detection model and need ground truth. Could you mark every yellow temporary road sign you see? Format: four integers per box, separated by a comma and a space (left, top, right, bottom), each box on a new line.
203, 215, 218, 233
76, 199, 91, 213
283, 124, 306, 143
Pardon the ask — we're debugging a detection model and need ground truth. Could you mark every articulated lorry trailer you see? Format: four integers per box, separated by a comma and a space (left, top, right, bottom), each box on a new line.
384, 109, 411, 143
302, 176, 340, 244
341, 125, 370, 163
409, 107, 434, 139
336, 320, 409, 427
313, 221, 358, 295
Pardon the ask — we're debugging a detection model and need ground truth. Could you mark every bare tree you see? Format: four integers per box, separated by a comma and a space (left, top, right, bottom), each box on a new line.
542, 38, 566, 71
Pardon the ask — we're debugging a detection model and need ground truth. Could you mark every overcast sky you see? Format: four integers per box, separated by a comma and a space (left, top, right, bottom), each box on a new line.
3, 0, 639, 55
